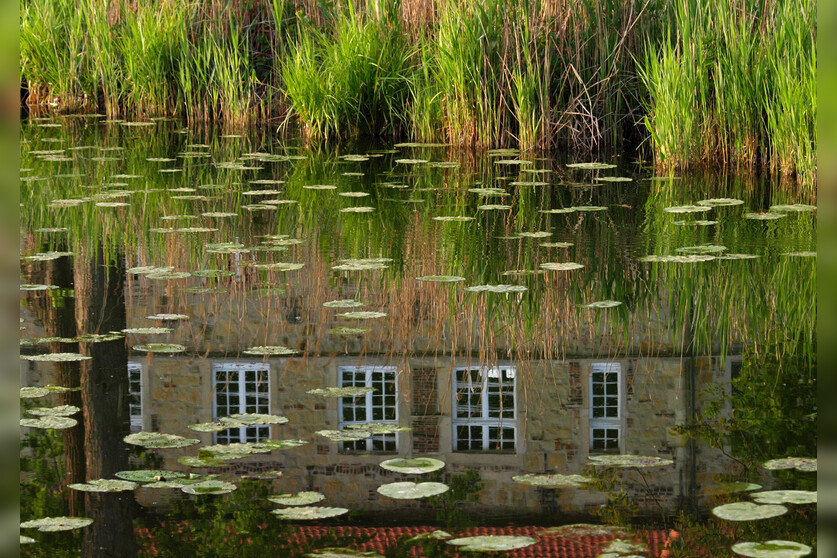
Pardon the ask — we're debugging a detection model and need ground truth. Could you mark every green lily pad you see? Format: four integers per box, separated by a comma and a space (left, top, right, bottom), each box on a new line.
20, 516, 93, 532
132, 344, 186, 354
744, 212, 786, 220
464, 284, 527, 293
189, 421, 242, 432
540, 242, 574, 248
588, 455, 674, 468
379, 457, 445, 474
596, 176, 632, 182
268, 492, 325, 506
20, 416, 78, 429
20, 284, 58, 291
332, 260, 390, 271
447, 535, 537, 552
417, 275, 466, 282
339, 207, 375, 213
712, 502, 787, 521
664, 205, 712, 214
336, 311, 387, 319
512, 473, 592, 488
566, 162, 616, 170
20, 535, 36, 544
674, 220, 718, 226
479, 204, 512, 210
711, 482, 762, 495
469, 188, 508, 196
433, 216, 474, 222
676, 245, 727, 254
122, 327, 173, 335
242, 346, 299, 356
128, 266, 174, 275
249, 262, 305, 271
147, 271, 192, 279
783, 251, 816, 257
20, 387, 50, 399
202, 442, 274, 458
316, 430, 372, 442
146, 314, 190, 321
579, 300, 622, 309
22, 251, 74, 261
750, 490, 816, 505
221, 413, 288, 425
27, 405, 80, 417
328, 327, 369, 336
698, 198, 744, 206
339, 192, 371, 198
537, 524, 629, 538
272, 506, 349, 520
21, 353, 91, 362
115, 470, 187, 483
763, 458, 816, 472
408, 530, 453, 542
305, 548, 384, 558
540, 262, 584, 271
769, 204, 816, 212
717, 254, 760, 260
178, 456, 228, 468
182, 480, 237, 495
251, 439, 308, 451
69, 479, 138, 492
376, 481, 449, 499
308, 386, 375, 397
731, 540, 812, 558
345, 423, 409, 435
639, 255, 716, 263
124, 432, 200, 449
599, 539, 648, 555
323, 300, 365, 308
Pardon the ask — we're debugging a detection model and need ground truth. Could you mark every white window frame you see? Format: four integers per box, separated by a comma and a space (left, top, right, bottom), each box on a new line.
212, 362, 271, 444
128, 361, 143, 432
337, 365, 399, 453
589, 362, 623, 453
452, 365, 517, 452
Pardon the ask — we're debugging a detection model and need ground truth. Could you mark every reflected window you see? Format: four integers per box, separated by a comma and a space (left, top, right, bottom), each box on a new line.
589, 362, 622, 453
452, 366, 516, 452
128, 362, 143, 432
338, 366, 398, 453
213, 363, 270, 444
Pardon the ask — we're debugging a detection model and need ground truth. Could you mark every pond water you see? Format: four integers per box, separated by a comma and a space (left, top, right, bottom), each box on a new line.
19, 117, 816, 557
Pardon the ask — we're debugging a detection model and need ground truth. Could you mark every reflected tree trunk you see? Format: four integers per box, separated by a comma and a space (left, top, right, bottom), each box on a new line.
75, 246, 137, 558
23, 246, 86, 515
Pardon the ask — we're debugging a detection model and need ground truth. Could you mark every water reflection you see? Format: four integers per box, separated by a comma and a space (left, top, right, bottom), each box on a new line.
20, 118, 815, 554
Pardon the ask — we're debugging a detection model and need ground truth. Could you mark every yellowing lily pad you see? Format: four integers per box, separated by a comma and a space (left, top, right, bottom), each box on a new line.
242, 346, 299, 356
540, 262, 584, 271
132, 344, 185, 354
268, 492, 325, 506
763, 458, 816, 472
307, 387, 374, 397
588, 455, 674, 468
376, 481, 449, 499
750, 490, 816, 505
447, 535, 537, 552
379, 458, 445, 474
21, 353, 91, 362
182, 480, 237, 495
731, 541, 811, 558
512, 473, 592, 488
20, 416, 78, 429
21, 516, 93, 532
271, 506, 349, 520
69, 479, 138, 492
712, 502, 788, 521
124, 432, 200, 449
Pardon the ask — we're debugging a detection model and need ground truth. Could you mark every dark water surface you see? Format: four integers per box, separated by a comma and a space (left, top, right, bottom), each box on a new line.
19, 117, 816, 557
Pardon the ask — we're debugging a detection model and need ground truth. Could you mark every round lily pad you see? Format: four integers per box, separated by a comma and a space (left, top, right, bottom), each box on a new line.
146, 314, 190, 321
22, 251, 74, 261
711, 482, 762, 495
379, 458, 445, 474
588, 455, 674, 468
20, 535, 35, 544
27, 405, 80, 417
377, 481, 449, 499
20, 416, 77, 429
676, 245, 727, 254
328, 327, 368, 335
339, 207, 375, 213
769, 204, 816, 212
307, 387, 374, 397
221, 413, 288, 425
599, 539, 648, 555
447, 535, 537, 552
750, 490, 816, 505
20, 387, 50, 399
20, 516, 93, 532
639, 255, 716, 263
712, 502, 787, 521
566, 162, 616, 169
305, 549, 384, 558
417, 275, 466, 282
336, 311, 387, 319
579, 300, 622, 308
189, 421, 241, 432
537, 524, 629, 538
433, 216, 474, 222
316, 430, 372, 442
540, 262, 584, 271
182, 480, 237, 495
744, 212, 786, 220
20, 284, 58, 291
147, 271, 191, 280
731, 541, 812, 558
763, 458, 816, 472
242, 346, 299, 356
268, 492, 326, 506
20, 353, 91, 362
271, 506, 349, 520
323, 300, 365, 308
115, 470, 187, 483
69, 479, 138, 492
698, 198, 744, 206
132, 344, 186, 354
178, 456, 228, 468
512, 473, 592, 488
124, 432, 200, 449
664, 205, 712, 214
122, 327, 172, 335
464, 284, 527, 293
596, 176, 632, 182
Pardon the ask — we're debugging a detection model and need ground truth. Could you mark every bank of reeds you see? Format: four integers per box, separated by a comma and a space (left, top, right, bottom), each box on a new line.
20, 0, 816, 185
640, 0, 816, 190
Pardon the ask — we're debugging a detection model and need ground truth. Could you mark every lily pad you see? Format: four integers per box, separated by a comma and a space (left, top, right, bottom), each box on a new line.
417, 275, 466, 282
376, 481, 449, 499
21, 353, 91, 362
242, 346, 299, 356
20, 387, 50, 399
316, 430, 373, 442
20, 535, 36, 544
447, 535, 537, 552
124, 431, 200, 449
639, 255, 716, 263
537, 524, 629, 538
306, 549, 384, 558
579, 300, 622, 309
711, 482, 763, 494
664, 205, 712, 214
566, 162, 616, 170
588, 455, 674, 468
122, 327, 172, 334
596, 176, 632, 182
20, 517, 93, 532
249, 262, 304, 271
323, 300, 365, 308
433, 216, 474, 222
676, 245, 727, 254
272, 506, 349, 520
268, 492, 326, 506
540, 262, 584, 271
712, 502, 788, 521
464, 284, 527, 293
27, 405, 80, 417
20, 284, 58, 291
339, 207, 375, 213
540, 242, 574, 248
132, 344, 185, 354
512, 473, 592, 488
731, 541, 812, 558
599, 539, 648, 555
20, 416, 78, 429
178, 456, 228, 468
69, 479, 138, 492
22, 251, 74, 261
698, 198, 744, 206
146, 314, 190, 321
744, 212, 786, 220
328, 327, 368, 335
336, 311, 387, 319
115, 470, 187, 483
189, 421, 242, 432
763, 458, 816, 472
221, 413, 288, 425
769, 204, 816, 212
379, 458, 445, 474
182, 480, 237, 495
750, 490, 816, 505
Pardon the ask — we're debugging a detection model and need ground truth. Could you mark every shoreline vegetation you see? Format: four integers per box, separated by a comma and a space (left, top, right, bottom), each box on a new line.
20, 0, 816, 190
